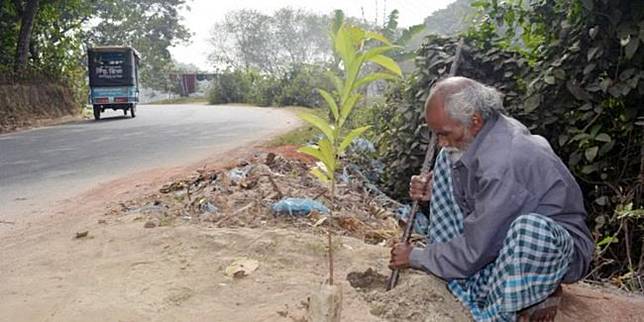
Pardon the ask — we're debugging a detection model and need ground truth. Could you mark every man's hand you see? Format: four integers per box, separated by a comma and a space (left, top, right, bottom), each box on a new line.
389, 242, 413, 269
409, 172, 433, 201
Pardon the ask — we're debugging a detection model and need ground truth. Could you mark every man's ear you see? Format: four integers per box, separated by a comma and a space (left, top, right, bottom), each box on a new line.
471, 113, 484, 134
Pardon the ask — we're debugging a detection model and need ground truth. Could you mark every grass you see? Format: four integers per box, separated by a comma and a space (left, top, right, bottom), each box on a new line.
265, 106, 328, 147
146, 96, 208, 105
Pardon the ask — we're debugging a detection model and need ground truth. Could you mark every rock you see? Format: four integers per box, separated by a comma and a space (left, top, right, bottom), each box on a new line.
75, 231, 89, 239
144, 221, 157, 229
200, 201, 218, 214
306, 283, 343, 322
225, 258, 259, 278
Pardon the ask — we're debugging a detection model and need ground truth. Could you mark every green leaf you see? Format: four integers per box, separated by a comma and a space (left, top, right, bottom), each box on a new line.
368, 54, 402, 76
362, 45, 399, 62
588, 26, 598, 39
339, 126, 371, 154
594, 196, 609, 206
581, 164, 598, 174
587, 46, 600, 61
346, 25, 366, 47
620, 34, 631, 47
595, 133, 612, 142
364, 30, 392, 45
318, 89, 339, 121
298, 146, 325, 163
544, 75, 556, 85
596, 235, 618, 247
339, 93, 361, 127
625, 37, 639, 59
524, 94, 542, 112
334, 25, 354, 66
318, 138, 336, 174
298, 112, 335, 143
583, 63, 596, 75
558, 135, 569, 146
353, 72, 399, 90
310, 166, 331, 183
584, 146, 599, 162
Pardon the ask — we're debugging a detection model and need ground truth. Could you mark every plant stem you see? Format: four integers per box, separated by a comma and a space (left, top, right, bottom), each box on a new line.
328, 179, 336, 285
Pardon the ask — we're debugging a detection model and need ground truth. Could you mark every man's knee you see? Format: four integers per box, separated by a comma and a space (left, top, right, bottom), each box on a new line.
506, 213, 574, 257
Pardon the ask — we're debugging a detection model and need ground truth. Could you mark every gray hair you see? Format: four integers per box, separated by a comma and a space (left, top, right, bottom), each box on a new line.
428, 78, 505, 125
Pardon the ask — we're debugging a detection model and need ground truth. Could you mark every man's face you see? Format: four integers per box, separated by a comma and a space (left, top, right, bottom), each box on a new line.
425, 96, 475, 153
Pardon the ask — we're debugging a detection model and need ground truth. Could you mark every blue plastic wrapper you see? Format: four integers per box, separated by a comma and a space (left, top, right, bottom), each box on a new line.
394, 205, 430, 236
271, 198, 330, 216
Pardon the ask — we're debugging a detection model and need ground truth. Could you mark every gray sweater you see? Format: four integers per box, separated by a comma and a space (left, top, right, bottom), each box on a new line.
409, 114, 594, 283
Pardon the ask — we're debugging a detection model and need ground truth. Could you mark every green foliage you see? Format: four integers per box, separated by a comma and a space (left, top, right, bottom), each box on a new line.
88, 0, 191, 91
207, 65, 332, 107
381, 9, 428, 62
299, 22, 401, 187
375, 0, 643, 291
296, 23, 401, 284
209, 8, 332, 74
207, 69, 254, 105
1, 0, 190, 94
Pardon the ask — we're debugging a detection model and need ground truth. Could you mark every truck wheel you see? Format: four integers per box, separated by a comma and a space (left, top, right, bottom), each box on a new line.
93, 105, 101, 120
130, 105, 136, 118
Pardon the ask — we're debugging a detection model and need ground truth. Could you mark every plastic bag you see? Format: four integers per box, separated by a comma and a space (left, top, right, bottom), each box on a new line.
271, 198, 330, 216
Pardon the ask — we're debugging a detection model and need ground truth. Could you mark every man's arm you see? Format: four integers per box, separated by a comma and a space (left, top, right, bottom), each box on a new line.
408, 172, 533, 279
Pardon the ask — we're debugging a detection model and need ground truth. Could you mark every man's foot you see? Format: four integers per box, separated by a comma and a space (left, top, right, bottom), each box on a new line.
518, 286, 562, 322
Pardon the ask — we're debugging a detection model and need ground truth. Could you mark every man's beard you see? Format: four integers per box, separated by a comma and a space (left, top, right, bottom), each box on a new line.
444, 147, 464, 162
444, 129, 473, 162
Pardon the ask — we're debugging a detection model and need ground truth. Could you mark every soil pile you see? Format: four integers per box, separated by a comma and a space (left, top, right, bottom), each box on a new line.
347, 268, 470, 322
0, 83, 79, 133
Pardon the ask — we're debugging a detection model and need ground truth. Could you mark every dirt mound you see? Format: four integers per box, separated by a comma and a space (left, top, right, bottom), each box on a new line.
347, 268, 470, 322
0, 83, 79, 133
347, 268, 388, 291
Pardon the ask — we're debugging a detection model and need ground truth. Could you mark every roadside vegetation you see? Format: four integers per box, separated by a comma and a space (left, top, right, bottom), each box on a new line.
147, 96, 208, 105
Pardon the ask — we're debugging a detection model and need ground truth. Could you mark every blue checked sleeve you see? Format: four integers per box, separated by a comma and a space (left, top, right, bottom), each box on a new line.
409, 172, 533, 279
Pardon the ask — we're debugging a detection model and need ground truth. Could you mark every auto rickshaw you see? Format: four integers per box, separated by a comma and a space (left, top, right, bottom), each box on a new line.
87, 46, 140, 120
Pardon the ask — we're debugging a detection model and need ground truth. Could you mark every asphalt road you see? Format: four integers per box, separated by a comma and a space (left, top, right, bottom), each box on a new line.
0, 104, 298, 216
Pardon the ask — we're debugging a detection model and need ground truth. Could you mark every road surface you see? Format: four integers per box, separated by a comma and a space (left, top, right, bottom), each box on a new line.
0, 104, 299, 217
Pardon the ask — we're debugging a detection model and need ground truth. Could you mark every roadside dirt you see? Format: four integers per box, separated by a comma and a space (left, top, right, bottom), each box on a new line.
1, 146, 643, 322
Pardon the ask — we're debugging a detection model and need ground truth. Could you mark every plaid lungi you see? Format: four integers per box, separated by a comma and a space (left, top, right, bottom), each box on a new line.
427, 149, 574, 321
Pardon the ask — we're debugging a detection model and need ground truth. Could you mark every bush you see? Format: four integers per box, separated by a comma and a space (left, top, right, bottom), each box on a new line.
208, 69, 253, 104
277, 64, 331, 107
207, 64, 332, 107
373, 0, 643, 292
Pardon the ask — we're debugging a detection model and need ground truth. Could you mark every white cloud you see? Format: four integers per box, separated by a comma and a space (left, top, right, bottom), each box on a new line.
169, 0, 457, 71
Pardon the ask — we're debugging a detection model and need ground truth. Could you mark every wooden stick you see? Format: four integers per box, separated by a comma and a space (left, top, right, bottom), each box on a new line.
386, 37, 465, 291
266, 174, 284, 200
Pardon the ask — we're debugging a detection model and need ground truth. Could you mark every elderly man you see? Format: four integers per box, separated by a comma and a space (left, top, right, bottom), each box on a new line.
389, 77, 593, 322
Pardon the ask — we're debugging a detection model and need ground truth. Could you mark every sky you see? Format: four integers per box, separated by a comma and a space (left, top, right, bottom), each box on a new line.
169, 0, 457, 71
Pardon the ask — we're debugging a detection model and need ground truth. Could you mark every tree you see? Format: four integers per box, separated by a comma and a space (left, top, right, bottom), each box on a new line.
208, 8, 334, 73
14, 0, 40, 71
87, 0, 192, 90
381, 9, 426, 62
298, 22, 401, 289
